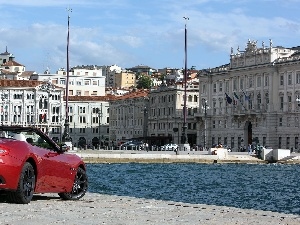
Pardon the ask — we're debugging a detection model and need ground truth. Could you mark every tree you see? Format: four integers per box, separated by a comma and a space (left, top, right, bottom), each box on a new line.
136, 75, 152, 89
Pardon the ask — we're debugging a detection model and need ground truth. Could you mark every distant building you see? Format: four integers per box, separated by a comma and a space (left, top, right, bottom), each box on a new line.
66, 95, 112, 148
104, 64, 122, 88
0, 47, 26, 77
196, 39, 300, 151
114, 70, 136, 89
126, 64, 156, 76
109, 89, 149, 145
0, 80, 64, 137
147, 81, 199, 147
30, 66, 106, 96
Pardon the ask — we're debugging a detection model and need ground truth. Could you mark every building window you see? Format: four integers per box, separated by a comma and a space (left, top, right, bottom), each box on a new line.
257, 77, 261, 87
233, 79, 237, 90
280, 96, 284, 110
225, 81, 229, 92
296, 72, 300, 84
219, 82, 223, 92
287, 117, 291, 127
288, 73, 292, 85
224, 137, 227, 146
263, 137, 266, 146
257, 93, 261, 109
218, 120, 222, 128
287, 137, 290, 149
79, 107, 86, 113
280, 74, 284, 85
240, 78, 244, 90
231, 137, 234, 149
248, 76, 253, 88
278, 137, 282, 148
264, 75, 269, 86
79, 116, 86, 123
213, 83, 217, 93
295, 137, 299, 149
279, 117, 283, 126
202, 84, 206, 94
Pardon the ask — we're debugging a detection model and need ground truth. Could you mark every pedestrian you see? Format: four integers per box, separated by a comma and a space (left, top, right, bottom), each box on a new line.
248, 144, 252, 155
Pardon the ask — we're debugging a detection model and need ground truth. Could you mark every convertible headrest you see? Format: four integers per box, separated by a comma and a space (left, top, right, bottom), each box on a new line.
13, 133, 27, 141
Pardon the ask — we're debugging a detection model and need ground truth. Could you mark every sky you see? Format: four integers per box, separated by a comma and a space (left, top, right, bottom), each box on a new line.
0, 0, 300, 74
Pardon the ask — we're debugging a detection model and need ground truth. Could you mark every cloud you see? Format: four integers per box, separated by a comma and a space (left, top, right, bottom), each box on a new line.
1, 0, 300, 73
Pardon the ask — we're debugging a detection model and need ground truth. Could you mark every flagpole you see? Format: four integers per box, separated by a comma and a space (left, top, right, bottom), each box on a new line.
181, 16, 189, 151
62, 7, 72, 143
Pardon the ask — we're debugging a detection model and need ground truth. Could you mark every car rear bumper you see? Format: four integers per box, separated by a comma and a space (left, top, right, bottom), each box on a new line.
0, 156, 22, 191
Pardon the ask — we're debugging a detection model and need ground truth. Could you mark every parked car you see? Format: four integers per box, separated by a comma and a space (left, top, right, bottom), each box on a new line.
120, 141, 144, 150
161, 143, 178, 151
0, 126, 88, 204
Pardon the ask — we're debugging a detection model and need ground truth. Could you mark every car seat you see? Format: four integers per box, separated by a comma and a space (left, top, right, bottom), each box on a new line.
13, 133, 27, 141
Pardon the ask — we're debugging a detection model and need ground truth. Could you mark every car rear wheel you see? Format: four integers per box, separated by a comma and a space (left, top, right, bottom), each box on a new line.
58, 167, 88, 200
7, 162, 36, 204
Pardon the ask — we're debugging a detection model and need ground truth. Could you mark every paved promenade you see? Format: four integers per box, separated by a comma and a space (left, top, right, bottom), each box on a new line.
1, 149, 299, 225
1, 192, 300, 225
72, 149, 300, 164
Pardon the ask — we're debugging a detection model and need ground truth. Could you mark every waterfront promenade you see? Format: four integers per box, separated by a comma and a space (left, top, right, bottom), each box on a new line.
1, 149, 300, 224
72, 149, 300, 164
1, 192, 299, 225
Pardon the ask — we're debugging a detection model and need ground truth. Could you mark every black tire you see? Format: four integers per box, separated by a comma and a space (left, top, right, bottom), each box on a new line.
58, 167, 88, 200
7, 162, 35, 204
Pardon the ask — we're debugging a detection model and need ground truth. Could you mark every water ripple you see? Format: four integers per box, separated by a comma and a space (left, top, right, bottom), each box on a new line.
87, 163, 300, 214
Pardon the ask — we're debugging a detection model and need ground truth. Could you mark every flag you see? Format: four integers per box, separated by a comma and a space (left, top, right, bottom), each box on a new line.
234, 92, 239, 100
41, 113, 46, 120
242, 90, 250, 101
225, 93, 232, 104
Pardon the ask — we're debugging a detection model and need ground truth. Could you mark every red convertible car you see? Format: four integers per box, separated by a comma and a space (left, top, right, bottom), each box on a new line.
0, 126, 88, 204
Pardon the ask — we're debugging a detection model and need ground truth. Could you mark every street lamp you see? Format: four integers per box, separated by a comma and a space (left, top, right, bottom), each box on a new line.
142, 106, 148, 142
202, 99, 209, 150
96, 107, 102, 150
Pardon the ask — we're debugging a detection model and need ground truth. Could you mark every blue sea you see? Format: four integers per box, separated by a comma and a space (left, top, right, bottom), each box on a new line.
87, 163, 300, 215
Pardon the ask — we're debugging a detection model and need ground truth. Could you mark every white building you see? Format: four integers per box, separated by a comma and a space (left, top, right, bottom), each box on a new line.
0, 80, 64, 137
147, 81, 199, 147
66, 96, 110, 148
30, 66, 106, 96
196, 39, 300, 151
109, 89, 148, 145
0, 47, 26, 78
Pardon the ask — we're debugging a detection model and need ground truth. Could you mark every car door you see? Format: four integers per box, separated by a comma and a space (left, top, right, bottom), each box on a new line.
33, 146, 76, 193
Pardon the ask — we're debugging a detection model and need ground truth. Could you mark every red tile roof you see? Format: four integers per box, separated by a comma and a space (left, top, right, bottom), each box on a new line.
2, 60, 24, 67
66, 95, 117, 101
114, 89, 149, 100
0, 79, 42, 87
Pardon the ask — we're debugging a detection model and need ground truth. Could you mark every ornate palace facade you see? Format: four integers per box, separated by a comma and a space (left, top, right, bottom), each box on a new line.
196, 39, 300, 151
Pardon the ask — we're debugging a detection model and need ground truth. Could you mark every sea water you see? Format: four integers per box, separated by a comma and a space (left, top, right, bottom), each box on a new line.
87, 163, 300, 215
